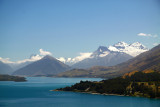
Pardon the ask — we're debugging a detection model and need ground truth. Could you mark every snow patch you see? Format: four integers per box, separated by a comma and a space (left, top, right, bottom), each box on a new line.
108, 46, 119, 52
99, 51, 109, 57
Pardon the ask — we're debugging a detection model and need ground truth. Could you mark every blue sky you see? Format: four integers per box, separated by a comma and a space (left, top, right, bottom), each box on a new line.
0, 0, 160, 61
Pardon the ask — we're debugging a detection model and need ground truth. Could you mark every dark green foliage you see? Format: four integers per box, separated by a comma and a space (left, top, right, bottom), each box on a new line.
131, 82, 158, 98
57, 72, 160, 98
126, 72, 160, 82
101, 77, 130, 94
58, 77, 130, 95
0, 74, 26, 82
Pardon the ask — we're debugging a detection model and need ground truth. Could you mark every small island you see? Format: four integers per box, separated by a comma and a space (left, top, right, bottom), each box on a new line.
54, 70, 160, 98
0, 74, 27, 82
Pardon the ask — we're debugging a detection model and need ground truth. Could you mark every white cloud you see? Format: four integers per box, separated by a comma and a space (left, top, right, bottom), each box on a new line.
71, 52, 92, 63
57, 52, 92, 64
0, 49, 52, 64
0, 57, 14, 63
0, 55, 43, 64
137, 33, 158, 38
57, 57, 66, 63
137, 33, 151, 37
16, 55, 42, 64
153, 43, 159, 46
14, 48, 52, 63
67, 58, 72, 62
39, 49, 52, 56
1, 48, 91, 65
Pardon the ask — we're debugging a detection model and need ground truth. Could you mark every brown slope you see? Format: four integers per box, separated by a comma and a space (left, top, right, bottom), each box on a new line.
113, 44, 160, 76
57, 66, 117, 78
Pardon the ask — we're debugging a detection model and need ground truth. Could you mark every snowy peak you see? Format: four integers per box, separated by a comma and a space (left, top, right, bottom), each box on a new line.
130, 42, 147, 50
57, 42, 148, 65
91, 41, 148, 58
97, 46, 109, 52
114, 41, 129, 47
113, 41, 146, 50
110, 42, 148, 57
130, 42, 141, 47
108, 46, 120, 52
90, 46, 109, 58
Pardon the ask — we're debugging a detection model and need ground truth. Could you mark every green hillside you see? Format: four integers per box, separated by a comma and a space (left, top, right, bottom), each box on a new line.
55, 71, 160, 98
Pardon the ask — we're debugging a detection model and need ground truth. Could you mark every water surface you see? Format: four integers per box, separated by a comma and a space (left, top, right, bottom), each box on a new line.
0, 77, 160, 107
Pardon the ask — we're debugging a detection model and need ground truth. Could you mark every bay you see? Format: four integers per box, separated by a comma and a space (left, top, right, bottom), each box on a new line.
0, 77, 160, 107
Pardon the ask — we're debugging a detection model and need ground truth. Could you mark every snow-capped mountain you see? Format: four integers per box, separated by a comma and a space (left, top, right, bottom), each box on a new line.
57, 42, 148, 66
110, 42, 148, 57
91, 41, 148, 58
0, 42, 148, 71
89, 41, 148, 58
90, 46, 110, 58
70, 42, 148, 68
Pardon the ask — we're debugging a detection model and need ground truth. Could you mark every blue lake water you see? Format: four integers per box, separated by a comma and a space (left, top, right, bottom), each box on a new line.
0, 77, 160, 107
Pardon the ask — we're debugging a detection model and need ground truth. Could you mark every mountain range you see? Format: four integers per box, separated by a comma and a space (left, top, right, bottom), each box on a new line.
71, 42, 148, 68
0, 41, 149, 76
55, 42, 148, 68
57, 44, 160, 78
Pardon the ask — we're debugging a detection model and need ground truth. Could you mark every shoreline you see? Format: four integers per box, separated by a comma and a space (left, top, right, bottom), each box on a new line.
52, 89, 160, 99
53, 89, 130, 97
80, 92, 126, 97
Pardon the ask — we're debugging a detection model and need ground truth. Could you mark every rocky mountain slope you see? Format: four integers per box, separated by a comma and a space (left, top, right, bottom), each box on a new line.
57, 44, 160, 78
71, 42, 148, 68
12, 55, 71, 76
57, 42, 148, 68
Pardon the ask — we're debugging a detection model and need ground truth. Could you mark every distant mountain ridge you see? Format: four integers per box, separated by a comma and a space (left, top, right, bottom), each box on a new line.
109, 42, 148, 57
0, 61, 13, 74
57, 42, 148, 66
57, 44, 160, 78
9, 61, 34, 71
12, 55, 71, 76
114, 43, 160, 76
72, 51, 132, 68
71, 42, 148, 68
0, 41, 148, 75
1, 42, 147, 66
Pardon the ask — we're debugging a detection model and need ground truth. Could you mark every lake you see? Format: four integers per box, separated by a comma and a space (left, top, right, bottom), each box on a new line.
0, 77, 160, 107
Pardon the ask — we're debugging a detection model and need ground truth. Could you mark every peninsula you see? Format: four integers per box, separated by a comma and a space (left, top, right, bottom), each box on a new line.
54, 71, 160, 98
0, 74, 26, 82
